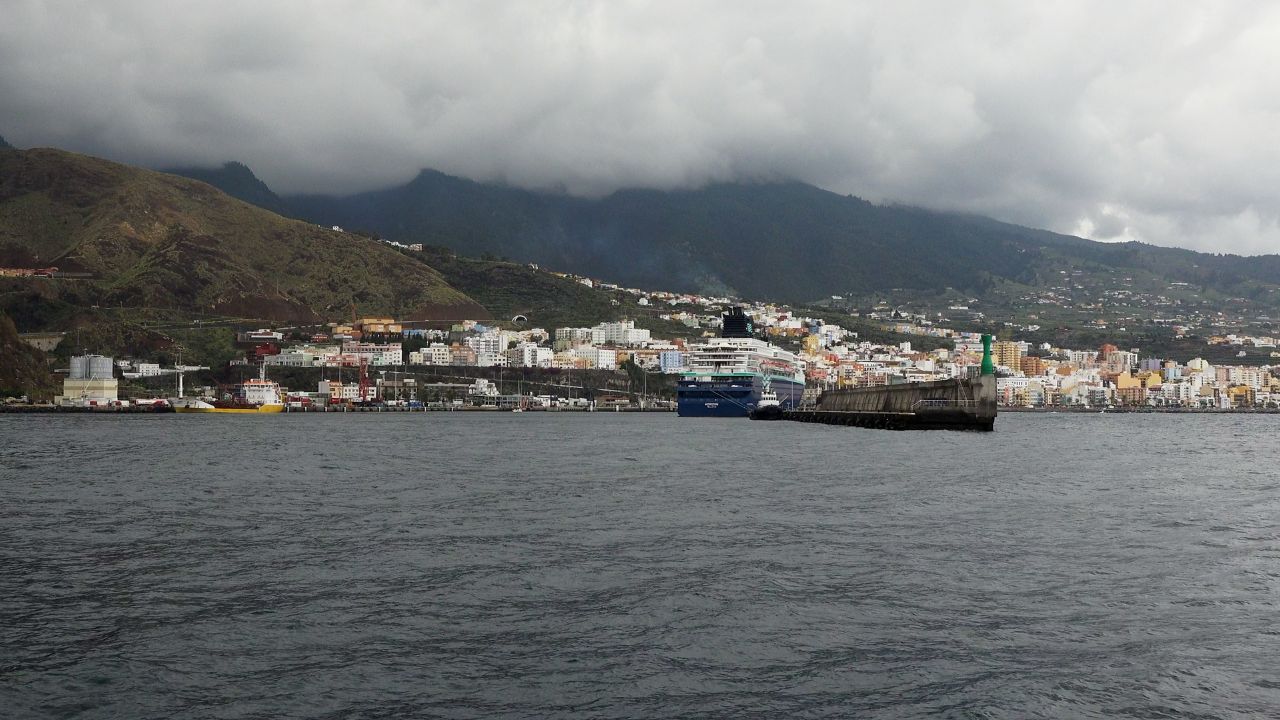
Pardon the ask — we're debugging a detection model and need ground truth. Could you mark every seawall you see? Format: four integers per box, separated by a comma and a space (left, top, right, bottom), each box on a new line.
782, 376, 997, 431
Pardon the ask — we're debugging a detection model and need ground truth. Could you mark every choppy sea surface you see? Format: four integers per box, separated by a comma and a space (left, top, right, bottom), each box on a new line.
3, 412, 1280, 718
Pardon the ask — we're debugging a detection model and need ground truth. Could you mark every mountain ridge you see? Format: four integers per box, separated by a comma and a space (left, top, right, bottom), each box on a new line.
162, 161, 291, 217
0, 148, 488, 323
170, 161, 1280, 306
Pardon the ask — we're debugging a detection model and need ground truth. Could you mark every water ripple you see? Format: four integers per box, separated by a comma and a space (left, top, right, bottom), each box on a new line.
3, 413, 1280, 718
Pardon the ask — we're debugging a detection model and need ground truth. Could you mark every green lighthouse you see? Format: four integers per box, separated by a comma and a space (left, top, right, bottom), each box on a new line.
980, 334, 995, 375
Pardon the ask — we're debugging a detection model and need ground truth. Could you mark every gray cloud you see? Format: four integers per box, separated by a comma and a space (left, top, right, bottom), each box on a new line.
3, 1, 1280, 254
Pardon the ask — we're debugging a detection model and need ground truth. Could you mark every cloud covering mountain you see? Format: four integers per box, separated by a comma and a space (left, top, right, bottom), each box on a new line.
3, 1, 1279, 254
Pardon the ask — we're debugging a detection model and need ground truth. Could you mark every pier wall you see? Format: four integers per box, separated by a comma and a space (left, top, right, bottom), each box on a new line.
783, 376, 997, 431
817, 378, 992, 413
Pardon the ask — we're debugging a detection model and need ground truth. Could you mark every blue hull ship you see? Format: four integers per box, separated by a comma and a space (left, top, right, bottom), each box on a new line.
677, 307, 807, 418
677, 373, 806, 417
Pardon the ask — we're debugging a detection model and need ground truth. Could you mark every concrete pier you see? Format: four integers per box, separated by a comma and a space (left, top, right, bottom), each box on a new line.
781, 334, 1000, 432
782, 376, 997, 431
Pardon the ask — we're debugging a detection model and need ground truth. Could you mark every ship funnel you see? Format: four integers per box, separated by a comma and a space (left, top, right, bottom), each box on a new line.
721, 307, 754, 338
980, 334, 995, 375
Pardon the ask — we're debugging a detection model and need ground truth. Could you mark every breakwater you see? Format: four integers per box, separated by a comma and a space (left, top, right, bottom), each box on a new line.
783, 376, 998, 431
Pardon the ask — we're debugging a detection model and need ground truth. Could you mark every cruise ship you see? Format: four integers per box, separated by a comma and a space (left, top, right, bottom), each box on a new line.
677, 308, 806, 417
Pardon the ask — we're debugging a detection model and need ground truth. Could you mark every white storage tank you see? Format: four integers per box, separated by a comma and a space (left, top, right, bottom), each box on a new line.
88, 355, 114, 379
70, 354, 115, 380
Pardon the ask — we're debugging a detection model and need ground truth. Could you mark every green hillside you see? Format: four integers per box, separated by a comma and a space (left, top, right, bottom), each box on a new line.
0, 148, 486, 323
408, 245, 702, 337
273, 168, 1280, 307
0, 310, 56, 400
162, 161, 292, 217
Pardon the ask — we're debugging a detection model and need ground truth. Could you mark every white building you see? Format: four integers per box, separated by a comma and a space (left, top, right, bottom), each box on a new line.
468, 378, 500, 397
590, 321, 651, 346
467, 331, 505, 356
341, 341, 403, 366
475, 351, 509, 368
134, 362, 164, 377
318, 380, 362, 402
554, 327, 593, 350
507, 341, 554, 368
408, 343, 453, 366
265, 345, 340, 368
572, 347, 617, 370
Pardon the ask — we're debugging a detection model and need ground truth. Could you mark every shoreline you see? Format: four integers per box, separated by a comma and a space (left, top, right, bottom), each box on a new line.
4, 404, 1279, 415
0, 404, 676, 414
999, 406, 1280, 414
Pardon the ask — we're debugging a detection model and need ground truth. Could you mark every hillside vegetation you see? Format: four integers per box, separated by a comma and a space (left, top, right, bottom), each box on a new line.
254, 168, 1280, 306
0, 310, 56, 400
162, 161, 292, 217
0, 148, 486, 322
409, 245, 705, 337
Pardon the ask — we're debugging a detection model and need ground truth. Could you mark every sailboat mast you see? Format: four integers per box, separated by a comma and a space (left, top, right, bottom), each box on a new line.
176, 351, 184, 398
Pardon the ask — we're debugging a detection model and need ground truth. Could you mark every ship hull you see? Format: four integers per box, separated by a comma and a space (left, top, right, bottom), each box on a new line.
677, 374, 804, 418
173, 404, 285, 414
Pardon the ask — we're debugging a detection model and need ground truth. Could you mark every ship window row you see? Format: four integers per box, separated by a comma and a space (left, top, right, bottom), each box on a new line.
681, 390, 751, 398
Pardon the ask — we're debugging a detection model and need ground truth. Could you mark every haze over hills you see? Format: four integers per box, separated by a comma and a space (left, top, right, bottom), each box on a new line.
0, 147, 487, 324
163, 161, 292, 217
170, 161, 1280, 308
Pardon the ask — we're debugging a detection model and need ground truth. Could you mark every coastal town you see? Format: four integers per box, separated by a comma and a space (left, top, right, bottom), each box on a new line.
17, 266, 1280, 413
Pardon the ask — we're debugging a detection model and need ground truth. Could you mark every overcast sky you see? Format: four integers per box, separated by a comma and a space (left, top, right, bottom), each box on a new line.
3, 1, 1280, 254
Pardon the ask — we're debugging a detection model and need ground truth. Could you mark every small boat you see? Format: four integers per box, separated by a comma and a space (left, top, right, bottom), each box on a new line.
748, 390, 784, 421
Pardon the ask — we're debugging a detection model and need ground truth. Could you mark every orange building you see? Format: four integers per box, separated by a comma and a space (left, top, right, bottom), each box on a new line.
1020, 356, 1047, 376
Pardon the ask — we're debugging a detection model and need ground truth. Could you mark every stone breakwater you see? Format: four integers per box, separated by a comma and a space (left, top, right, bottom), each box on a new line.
783, 376, 997, 431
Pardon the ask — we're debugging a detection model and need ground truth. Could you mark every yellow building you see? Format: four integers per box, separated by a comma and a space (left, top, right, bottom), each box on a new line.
58, 378, 119, 406
1114, 370, 1162, 392
993, 341, 1022, 370
1227, 385, 1256, 407
357, 317, 402, 334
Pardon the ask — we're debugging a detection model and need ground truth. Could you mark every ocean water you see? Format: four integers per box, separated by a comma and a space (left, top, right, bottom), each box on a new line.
2, 412, 1279, 719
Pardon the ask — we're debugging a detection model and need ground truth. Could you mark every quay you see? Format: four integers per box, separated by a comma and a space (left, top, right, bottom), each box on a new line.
284, 404, 673, 413
780, 335, 998, 431
0, 403, 675, 414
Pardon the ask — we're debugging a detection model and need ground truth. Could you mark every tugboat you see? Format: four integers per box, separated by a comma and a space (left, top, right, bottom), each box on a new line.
748, 388, 784, 420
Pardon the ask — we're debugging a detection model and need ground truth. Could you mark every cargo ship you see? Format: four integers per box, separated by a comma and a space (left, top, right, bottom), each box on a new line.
677, 307, 806, 417
172, 366, 285, 414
